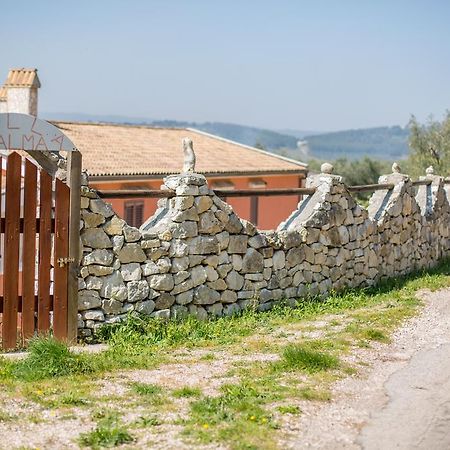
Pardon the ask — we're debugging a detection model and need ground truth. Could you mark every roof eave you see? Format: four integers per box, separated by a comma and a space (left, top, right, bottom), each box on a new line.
88, 169, 307, 182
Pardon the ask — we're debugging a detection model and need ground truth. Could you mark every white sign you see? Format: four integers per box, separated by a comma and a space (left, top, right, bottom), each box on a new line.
0, 113, 76, 152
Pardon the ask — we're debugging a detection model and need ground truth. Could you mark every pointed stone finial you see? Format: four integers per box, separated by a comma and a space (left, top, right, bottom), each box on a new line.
182, 138, 196, 173
426, 165, 434, 175
321, 162, 334, 174
392, 162, 401, 173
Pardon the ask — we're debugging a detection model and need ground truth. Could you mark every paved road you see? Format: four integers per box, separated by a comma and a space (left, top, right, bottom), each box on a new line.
283, 288, 450, 449
359, 343, 450, 449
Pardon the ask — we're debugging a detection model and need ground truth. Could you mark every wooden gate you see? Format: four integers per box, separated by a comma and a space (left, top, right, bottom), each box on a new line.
0, 152, 71, 349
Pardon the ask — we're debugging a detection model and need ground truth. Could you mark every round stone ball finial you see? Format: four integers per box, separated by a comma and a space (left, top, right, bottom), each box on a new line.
182, 137, 196, 173
392, 162, 401, 174
426, 165, 435, 175
321, 162, 334, 174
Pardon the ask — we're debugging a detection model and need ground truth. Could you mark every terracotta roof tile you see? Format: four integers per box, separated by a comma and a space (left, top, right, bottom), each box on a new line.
4, 68, 41, 88
53, 122, 307, 177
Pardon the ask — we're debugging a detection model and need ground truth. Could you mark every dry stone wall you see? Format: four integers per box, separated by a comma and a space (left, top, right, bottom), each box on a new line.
77, 168, 450, 338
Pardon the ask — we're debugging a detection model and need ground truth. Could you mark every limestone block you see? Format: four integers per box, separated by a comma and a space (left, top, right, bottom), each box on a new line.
228, 235, 248, 254
78, 290, 102, 311
241, 248, 264, 273
135, 300, 156, 315
122, 225, 141, 242
176, 289, 194, 305
90, 199, 114, 218
225, 270, 244, 290
102, 298, 122, 314
85, 276, 104, 291
273, 250, 286, 270
117, 243, 146, 263
194, 286, 221, 305
88, 265, 114, 276
82, 211, 105, 228
121, 263, 142, 281
147, 274, 174, 291
195, 195, 213, 213
81, 229, 112, 249
221, 290, 238, 304
100, 272, 127, 301
83, 249, 114, 266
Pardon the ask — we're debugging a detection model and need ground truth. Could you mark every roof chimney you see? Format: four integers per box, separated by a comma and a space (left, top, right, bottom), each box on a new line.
0, 86, 7, 113
3, 68, 41, 116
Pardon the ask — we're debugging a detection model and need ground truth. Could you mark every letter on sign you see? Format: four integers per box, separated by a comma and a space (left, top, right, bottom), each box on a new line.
0, 113, 76, 152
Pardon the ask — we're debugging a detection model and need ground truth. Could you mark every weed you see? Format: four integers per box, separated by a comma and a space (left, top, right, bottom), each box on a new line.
133, 415, 161, 427
298, 387, 331, 401
0, 409, 16, 422
363, 328, 389, 342
130, 382, 162, 396
277, 344, 339, 373
78, 414, 133, 449
277, 405, 301, 415
172, 386, 201, 398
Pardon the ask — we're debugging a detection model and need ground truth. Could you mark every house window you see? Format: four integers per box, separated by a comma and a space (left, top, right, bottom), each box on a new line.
124, 201, 144, 228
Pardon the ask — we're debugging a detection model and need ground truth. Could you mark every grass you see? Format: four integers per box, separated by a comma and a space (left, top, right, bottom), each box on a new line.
172, 386, 202, 398
277, 344, 340, 373
0, 260, 449, 449
79, 411, 134, 449
133, 415, 161, 428
277, 405, 301, 415
10, 337, 94, 381
130, 382, 162, 396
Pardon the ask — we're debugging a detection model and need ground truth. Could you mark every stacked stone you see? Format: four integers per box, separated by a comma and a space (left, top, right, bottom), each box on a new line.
76, 165, 450, 339
279, 166, 379, 296
415, 168, 450, 265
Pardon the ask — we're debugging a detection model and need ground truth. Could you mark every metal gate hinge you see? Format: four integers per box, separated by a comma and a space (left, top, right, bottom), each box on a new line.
57, 257, 75, 267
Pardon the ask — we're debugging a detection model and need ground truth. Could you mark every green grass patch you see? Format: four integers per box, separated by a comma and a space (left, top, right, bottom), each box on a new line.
78, 412, 134, 449
277, 344, 340, 373
133, 415, 161, 428
172, 386, 202, 398
186, 382, 278, 449
130, 382, 162, 397
11, 337, 94, 382
277, 405, 301, 415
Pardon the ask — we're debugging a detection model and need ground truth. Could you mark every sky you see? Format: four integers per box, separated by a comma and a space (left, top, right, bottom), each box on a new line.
1, 0, 450, 132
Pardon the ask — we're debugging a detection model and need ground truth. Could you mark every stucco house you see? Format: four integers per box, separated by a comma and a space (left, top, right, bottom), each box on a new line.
0, 68, 308, 230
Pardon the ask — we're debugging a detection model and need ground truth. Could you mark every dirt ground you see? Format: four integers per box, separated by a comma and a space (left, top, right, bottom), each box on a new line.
0, 288, 449, 449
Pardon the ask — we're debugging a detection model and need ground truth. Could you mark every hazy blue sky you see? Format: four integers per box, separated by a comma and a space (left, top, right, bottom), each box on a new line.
1, 0, 450, 131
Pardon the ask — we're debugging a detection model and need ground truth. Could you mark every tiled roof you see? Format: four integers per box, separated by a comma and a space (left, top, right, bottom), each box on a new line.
4, 68, 41, 88
0, 86, 6, 101
53, 121, 308, 178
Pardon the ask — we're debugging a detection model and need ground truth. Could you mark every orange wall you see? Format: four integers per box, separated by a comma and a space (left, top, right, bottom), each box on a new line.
90, 174, 305, 231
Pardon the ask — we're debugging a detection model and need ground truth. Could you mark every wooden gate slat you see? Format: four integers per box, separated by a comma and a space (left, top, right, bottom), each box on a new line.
21, 160, 38, 343
37, 170, 52, 332
2, 152, 22, 350
53, 179, 69, 340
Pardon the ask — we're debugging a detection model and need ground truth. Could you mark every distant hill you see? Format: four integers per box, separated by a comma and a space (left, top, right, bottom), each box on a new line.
43, 112, 410, 161
302, 126, 410, 161
43, 112, 299, 151
150, 120, 299, 150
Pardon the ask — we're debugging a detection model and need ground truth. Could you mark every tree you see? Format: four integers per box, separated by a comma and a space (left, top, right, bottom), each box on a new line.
408, 112, 450, 177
